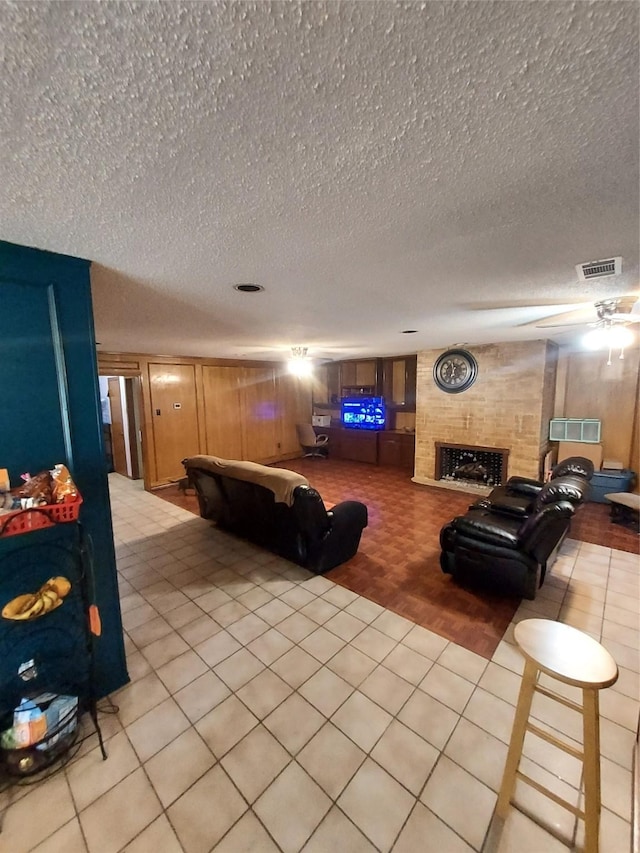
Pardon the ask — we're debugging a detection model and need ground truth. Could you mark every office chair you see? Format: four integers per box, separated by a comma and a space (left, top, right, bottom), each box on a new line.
296, 423, 329, 459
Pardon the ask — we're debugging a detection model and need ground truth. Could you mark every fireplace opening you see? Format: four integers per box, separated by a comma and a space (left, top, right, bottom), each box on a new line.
435, 442, 509, 488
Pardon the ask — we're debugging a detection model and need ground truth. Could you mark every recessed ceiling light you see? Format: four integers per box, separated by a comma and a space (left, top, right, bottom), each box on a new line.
234, 283, 264, 293
401, 329, 418, 334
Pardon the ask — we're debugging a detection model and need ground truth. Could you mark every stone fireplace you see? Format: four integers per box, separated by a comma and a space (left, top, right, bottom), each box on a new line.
413, 340, 558, 491
435, 442, 509, 487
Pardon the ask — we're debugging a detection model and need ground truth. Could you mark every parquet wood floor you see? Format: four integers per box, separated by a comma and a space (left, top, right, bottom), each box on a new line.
153, 459, 638, 659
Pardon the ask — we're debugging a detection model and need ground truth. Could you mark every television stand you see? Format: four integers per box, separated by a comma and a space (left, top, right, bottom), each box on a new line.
314, 427, 415, 470
338, 429, 378, 464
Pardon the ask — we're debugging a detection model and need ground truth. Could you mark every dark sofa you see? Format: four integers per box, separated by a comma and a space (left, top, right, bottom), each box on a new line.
440, 472, 591, 599
183, 455, 368, 574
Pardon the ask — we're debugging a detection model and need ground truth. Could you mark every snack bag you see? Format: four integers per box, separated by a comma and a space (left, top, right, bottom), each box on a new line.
50, 464, 78, 503
11, 471, 54, 506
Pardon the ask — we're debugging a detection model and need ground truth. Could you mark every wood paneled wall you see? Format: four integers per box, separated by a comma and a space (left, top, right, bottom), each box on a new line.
631, 365, 640, 491
556, 345, 640, 471
240, 367, 278, 461
202, 366, 243, 460
98, 352, 313, 488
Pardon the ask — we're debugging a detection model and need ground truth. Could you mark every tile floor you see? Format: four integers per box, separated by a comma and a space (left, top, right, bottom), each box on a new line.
155, 462, 521, 660
156, 457, 638, 659
0, 473, 637, 853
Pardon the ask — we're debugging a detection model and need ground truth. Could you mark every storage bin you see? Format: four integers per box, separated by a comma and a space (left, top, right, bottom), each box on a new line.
0, 498, 82, 538
589, 469, 636, 503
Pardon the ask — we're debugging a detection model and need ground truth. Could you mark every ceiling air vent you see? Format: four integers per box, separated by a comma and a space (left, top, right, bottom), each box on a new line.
575, 257, 622, 281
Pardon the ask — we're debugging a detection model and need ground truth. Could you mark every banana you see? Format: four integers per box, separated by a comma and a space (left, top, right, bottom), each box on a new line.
2, 574, 70, 621
16, 592, 41, 615
2, 594, 32, 619
40, 589, 59, 613
21, 596, 45, 619
42, 576, 71, 598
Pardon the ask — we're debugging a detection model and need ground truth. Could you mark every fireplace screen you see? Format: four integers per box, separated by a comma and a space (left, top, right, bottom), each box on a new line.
435, 442, 508, 487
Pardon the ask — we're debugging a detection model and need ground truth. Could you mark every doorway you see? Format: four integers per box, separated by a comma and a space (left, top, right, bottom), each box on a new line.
100, 375, 144, 480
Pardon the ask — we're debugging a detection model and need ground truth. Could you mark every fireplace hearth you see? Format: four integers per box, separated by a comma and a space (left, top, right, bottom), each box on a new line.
435, 442, 509, 487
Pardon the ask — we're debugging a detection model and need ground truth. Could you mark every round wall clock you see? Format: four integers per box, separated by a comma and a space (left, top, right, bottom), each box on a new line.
433, 348, 478, 393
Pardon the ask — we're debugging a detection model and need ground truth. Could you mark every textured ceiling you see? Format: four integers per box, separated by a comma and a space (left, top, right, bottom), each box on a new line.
1, 0, 638, 362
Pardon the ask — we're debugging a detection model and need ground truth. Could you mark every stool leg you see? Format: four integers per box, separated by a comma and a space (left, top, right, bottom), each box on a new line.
496, 659, 538, 819
582, 687, 601, 853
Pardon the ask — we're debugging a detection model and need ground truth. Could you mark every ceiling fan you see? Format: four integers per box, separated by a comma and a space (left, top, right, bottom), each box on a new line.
534, 295, 640, 329
533, 295, 640, 364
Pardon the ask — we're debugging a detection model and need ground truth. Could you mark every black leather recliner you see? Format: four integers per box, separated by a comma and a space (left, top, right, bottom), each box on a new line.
475, 455, 594, 515
482, 456, 593, 499
472, 472, 591, 519
440, 474, 591, 599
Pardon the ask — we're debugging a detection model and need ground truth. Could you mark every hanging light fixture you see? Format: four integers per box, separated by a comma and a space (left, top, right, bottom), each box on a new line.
288, 346, 313, 377
583, 321, 635, 365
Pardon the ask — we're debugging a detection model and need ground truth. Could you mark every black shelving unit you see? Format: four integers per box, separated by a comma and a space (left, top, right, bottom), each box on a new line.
0, 512, 106, 779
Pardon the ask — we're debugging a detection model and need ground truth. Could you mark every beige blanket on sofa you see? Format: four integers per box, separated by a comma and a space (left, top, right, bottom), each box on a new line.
183, 455, 309, 507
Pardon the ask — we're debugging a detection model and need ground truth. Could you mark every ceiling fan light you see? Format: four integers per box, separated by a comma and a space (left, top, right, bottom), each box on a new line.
288, 358, 312, 377
582, 323, 635, 357
582, 328, 607, 350
609, 325, 635, 348
288, 346, 313, 377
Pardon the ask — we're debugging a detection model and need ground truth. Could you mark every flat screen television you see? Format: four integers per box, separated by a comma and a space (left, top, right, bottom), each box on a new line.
341, 396, 386, 430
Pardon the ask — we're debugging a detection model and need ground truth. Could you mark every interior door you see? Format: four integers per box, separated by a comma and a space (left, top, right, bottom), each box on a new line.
149, 363, 200, 482
124, 377, 142, 480
108, 378, 128, 477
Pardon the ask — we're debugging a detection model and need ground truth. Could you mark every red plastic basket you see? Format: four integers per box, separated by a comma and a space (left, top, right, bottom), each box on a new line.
0, 495, 83, 539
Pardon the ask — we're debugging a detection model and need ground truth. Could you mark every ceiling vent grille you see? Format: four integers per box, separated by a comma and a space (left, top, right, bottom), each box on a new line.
575, 257, 622, 281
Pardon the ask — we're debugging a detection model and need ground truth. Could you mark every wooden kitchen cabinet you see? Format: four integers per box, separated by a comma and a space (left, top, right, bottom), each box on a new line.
338, 429, 378, 464
378, 431, 415, 470
382, 355, 417, 409
320, 426, 414, 470
340, 359, 380, 397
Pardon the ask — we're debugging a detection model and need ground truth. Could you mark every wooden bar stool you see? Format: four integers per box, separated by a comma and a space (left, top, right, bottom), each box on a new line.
496, 618, 618, 853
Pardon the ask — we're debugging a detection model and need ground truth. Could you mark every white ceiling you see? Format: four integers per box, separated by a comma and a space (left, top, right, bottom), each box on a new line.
1, 1, 638, 363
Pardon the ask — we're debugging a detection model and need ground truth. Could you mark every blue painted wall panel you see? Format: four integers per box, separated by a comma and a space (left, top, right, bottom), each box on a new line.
0, 240, 129, 698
